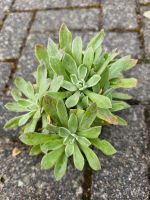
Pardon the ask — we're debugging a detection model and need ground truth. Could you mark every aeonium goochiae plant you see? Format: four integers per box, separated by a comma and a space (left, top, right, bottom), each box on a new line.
4, 23, 137, 180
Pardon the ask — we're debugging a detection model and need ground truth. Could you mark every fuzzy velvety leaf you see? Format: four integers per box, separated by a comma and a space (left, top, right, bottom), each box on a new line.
111, 100, 130, 112
65, 91, 80, 108
65, 143, 74, 157
54, 153, 68, 181
78, 64, 87, 80
4, 116, 20, 129
83, 47, 94, 71
62, 80, 77, 91
50, 75, 64, 92
78, 126, 101, 139
84, 90, 112, 109
46, 124, 59, 133
41, 139, 63, 153
72, 36, 82, 65
47, 38, 61, 58
115, 115, 127, 126
77, 136, 91, 146
57, 100, 68, 127
112, 91, 132, 100
97, 108, 118, 125
70, 74, 78, 85
79, 103, 97, 130
110, 78, 137, 89
98, 67, 109, 90
62, 53, 78, 75
80, 145, 101, 170
87, 30, 105, 51
5, 102, 28, 112
20, 132, 59, 146
109, 56, 137, 79
81, 96, 89, 109
73, 143, 84, 170
86, 74, 101, 88
35, 44, 49, 65
59, 127, 71, 138
91, 139, 117, 155
29, 145, 41, 155
18, 111, 35, 126
46, 91, 71, 100
41, 146, 64, 170
59, 23, 72, 53
23, 115, 40, 133
11, 88, 22, 101
68, 113, 78, 133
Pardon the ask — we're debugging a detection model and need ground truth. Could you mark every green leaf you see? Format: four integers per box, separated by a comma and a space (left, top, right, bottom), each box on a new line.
65, 143, 74, 157
46, 124, 59, 133
111, 78, 137, 89
43, 96, 60, 124
46, 91, 71, 100
59, 23, 72, 53
41, 146, 64, 170
115, 115, 127, 126
62, 80, 77, 91
5, 102, 28, 112
35, 44, 49, 65
59, 127, 70, 137
68, 113, 78, 133
112, 92, 132, 100
79, 103, 97, 130
19, 132, 59, 146
65, 91, 80, 108
77, 136, 91, 146
83, 47, 94, 71
87, 30, 105, 51
70, 74, 78, 85
91, 139, 117, 155
86, 74, 101, 88
54, 153, 68, 181
72, 36, 82, 65
11, 88, 22, 101
111, 100, 130, 112
78, 64, 87, 80
80, 145, 101, 170
97, 108, 118, 125
41, 139, 63, 153
62, 53, 78, 75
4, 116, 20, 129
84, 90, 112, 109
18, 111, 35, 126
50, 75, 64, 92
47, 38, 61, 59
73, 143, 84, 170
57, 100, 68, 127
29, 145, 41, 155
109, 56, 137, 79
17, 99, 32, 107
78, 126, 101, 139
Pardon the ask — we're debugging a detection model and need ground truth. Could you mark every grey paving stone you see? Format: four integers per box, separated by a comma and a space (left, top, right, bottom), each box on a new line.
31, 9, 100, 32
12, 0, 68, 10
91, 106, 149, 199
0, 12, 32, 60
125, 64, 150, 102
0, 0, 13, 25
140, 6, 150, 60
0, 145, 83, 200
0, 63, 12, 94
103, 32, 142, 59
68, 0, 100, 6
0, 97, 19, 138
102, 0, 138, 30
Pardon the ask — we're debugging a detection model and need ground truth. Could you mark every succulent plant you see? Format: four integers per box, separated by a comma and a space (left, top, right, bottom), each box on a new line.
4, 23, 137, 180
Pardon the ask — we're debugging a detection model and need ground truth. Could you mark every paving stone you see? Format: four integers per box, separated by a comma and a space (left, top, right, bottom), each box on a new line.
0, 145, 83, 200
103, 32, 142, 59
125, 64, 150, 102
68, 0, 100, 6
102, 0, 138, 30
0, 0, 13, 25
139, 0, 150, 4
0, 97, 19, 138
0, 12, 32, 60
140, 6, 150, 60
12, 0, 68, 10
31, 9, 100, 32
0, 63, 12, 94
91, 106, 149, 199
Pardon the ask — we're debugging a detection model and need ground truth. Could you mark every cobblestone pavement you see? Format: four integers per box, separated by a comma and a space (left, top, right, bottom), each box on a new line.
0, 0, 150, 199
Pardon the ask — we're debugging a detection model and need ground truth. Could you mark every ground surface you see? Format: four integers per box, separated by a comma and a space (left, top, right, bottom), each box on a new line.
0, 0, 150, 199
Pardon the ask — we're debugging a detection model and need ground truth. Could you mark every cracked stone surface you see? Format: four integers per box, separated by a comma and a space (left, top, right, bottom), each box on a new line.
0, 0, 13, 24
102, 0, 138, 30
0, 145, 83, 200
91, 106, 149, 199
12, 0, 68, 10
0, 63, 12, 94
68, 0, 100, 6
0, 12, 32, 60
31, 9, 101, 32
